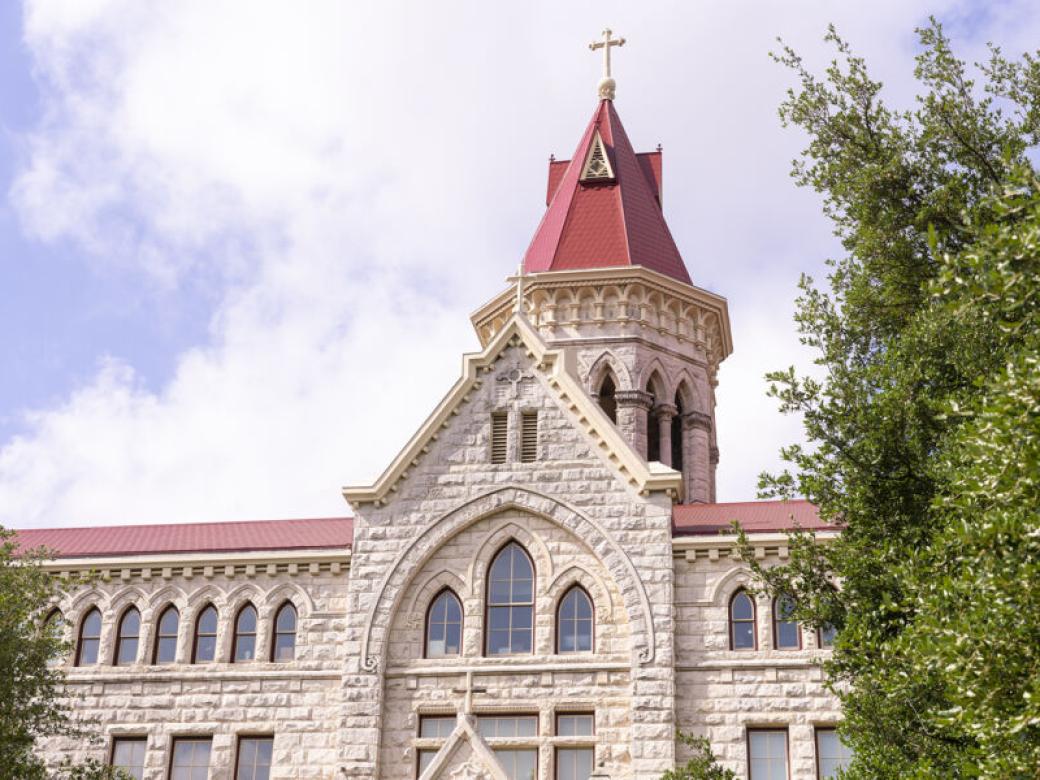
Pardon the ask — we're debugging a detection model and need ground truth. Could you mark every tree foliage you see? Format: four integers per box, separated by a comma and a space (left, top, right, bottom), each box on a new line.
738, 19, 1040, 778
0, 528, 127, 779
661, 731, 737, 780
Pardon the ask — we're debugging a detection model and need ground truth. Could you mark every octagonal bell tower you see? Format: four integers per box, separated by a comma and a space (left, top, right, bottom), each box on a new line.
470, 60, 732, 504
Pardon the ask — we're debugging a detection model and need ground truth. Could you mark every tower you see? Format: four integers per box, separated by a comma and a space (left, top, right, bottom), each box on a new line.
470, 33, 733, 503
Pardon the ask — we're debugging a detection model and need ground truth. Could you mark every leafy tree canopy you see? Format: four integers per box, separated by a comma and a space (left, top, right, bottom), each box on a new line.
738, 19, 1040, 779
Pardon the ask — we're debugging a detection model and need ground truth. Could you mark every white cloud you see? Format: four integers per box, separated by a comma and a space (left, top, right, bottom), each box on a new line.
4, 0, 1038, 526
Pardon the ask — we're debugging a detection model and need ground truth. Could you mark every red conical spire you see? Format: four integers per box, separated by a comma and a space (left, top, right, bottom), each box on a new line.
522, 100, 692, 285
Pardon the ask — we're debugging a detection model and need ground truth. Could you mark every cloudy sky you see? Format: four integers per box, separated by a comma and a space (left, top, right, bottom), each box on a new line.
1, 0, 1037, 528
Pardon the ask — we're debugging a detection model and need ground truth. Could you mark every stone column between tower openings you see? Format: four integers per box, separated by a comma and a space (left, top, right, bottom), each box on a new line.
682, 411, 713, 503
655, 403, 677, 468
615, 389, 654, 459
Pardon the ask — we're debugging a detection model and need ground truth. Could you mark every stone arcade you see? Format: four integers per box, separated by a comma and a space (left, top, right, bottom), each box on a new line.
20, 35, 847, 780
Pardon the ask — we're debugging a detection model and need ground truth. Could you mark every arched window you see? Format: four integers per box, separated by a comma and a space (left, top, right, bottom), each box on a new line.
598, 374, 617, 424
43, 609, 65, 668
557, 586, 593, 653
729, 590, 756, 650
153, 605, 179, 664
425, 589, 463, 658
76, 607, 102, 666
645, 374, 663, 461
192, 605, 218, 663
773, 595, 800, 650
271, 602, 297, 662
232, 603, 258, 662
486, 542, 534, 656
671, 391, 685, 473
113, 606, 141, 665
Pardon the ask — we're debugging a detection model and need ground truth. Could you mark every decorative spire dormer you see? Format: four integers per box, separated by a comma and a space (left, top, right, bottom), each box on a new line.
471, 33, 733, 504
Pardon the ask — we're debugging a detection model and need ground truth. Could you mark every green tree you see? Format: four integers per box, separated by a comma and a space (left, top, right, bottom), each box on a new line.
738, 19, 1040, 779
0, 528, 128, 779
661, 732, 737, 780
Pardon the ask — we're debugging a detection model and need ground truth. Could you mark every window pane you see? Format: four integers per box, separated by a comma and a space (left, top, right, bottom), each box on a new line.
157, 636, 178, 664
420, 716, 456, 738
160, 608, 179, 634
557, 715, 594, 737
556, 748, 593, 780
195, 635, 216, 663
819, 624, 837, 648
198, 607, 218, 635
274, 634, 295, 661
479, 716, 537, 738
237, 737, 272, 780
237, 606, 257, 634
426, 591, 462, 658
112, 738, 146, 780
235, 634, 256, 662
494, 749, 537, 780
173, 739, 212, 776
117, 637, 139, 665
78, 609, 102, 666
732, 622, 755, 649
817, 730, 853, 779
732, 593, 753, 620
276, 604, 296, 632
418, 749, 438, 776
79, 638, 100, 666
749, 731, 788, 780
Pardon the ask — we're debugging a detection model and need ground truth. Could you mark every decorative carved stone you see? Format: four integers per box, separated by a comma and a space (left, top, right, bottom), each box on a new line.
654, 403, 678, 421
614, 389, 654, 411
709, 446, 720, 464
683, 411, 712, 432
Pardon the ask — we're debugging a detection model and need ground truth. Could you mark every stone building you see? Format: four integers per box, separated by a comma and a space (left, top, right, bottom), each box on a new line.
17, 42, 847, 780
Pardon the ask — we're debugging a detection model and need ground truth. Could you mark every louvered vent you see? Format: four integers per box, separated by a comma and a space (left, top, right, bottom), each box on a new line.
581, 132, 614, 181
520, 412, 538, 463
491, 412, 508, 464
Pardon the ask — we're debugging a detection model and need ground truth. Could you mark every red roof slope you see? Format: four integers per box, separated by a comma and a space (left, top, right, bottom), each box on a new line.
672, 500, 833, 536
12, 517, 353, 559
523, 100, 691, 284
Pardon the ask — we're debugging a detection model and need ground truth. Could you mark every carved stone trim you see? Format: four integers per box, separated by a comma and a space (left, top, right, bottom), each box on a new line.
709, 445, 720, 464
683, 411, 713, 432
615, 389, 654, 410
654, 403, 678, 420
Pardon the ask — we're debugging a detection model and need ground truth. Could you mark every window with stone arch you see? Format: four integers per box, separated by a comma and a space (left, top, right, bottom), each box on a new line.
192, 604, 218, 664
486, 541, 535, 656
597, 371, 617, 424
773, 594, 801, 650
75, 607, 102, 666
729, 589, 757, 650
42, 608, 65, 668
113, 605, 141, 666
556, 585, 593, 653
645, 371, 665, 462
425, 588, 463, 658
271, 601, 298, 662
153, 605, 179, 664
231, 602, 258, 662
672, 383, 692, 473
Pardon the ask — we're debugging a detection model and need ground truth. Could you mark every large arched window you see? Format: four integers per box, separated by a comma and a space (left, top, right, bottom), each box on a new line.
486, 542, 534, 656
671, 390, 686, 473
113, 606, 141, 665
597, 374, 617, 424
557, 586, 593, 653
43, 609, 65, 668
425, 589, 463, 658
153, 605, 179, 664
729, 590, 756, 650
773, 595, 801, 650
192, 605, 218, 663
232, 603, 258, 662
645, 372, 665, 462
76, 607, 102, 666
271, 602, 297, 662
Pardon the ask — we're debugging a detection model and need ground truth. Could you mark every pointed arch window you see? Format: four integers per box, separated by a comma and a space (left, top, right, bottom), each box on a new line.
232, 603, 258, 662
153, 605, 179, 664
272, 602, 298, 662
43, 609, 65, 668
76, 607, 102, 666
486, 542, 534, 656
729, 590, 756, 650
646, 376, 662, 462
557, 586, 593, 653
773, 595, 801, 650
425, 589, 463, 658
114, 606, 141, 665
598, 374, 617, 424
192, 605, 218, 663
671, 391, 685, 473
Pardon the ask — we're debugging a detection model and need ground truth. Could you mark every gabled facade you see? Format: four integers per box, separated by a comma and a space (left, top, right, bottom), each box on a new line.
20, 67, 844, 780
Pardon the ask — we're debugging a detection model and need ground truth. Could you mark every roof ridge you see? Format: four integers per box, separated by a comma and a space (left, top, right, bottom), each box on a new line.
12, 516, 353, 533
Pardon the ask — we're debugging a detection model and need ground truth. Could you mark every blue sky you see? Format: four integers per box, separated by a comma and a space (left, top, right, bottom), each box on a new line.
1, 0, 1037, 528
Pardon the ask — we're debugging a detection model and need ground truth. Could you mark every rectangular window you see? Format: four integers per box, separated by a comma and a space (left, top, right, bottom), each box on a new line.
478, 715, 538, 738
519, 411, 538, 462
818, 624, 837, 648
555, 748, 593, 780
556, 713, 594, 737
494, 749, 538, 780
748, 729, 788, 780
171, 737, 212, 780
816, 729, 853, 779
236, 736, 273, 780
419, 716, 457, 739
491, 412, 509, 464
111, 737, 146, 780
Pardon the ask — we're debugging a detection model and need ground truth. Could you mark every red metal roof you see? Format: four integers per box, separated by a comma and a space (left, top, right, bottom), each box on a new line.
523, 99, 692, 284
11, 517, 353, 559
672, 499, 834, 536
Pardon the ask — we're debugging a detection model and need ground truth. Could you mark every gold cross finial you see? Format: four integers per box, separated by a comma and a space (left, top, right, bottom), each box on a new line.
589, 28, 625, 100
